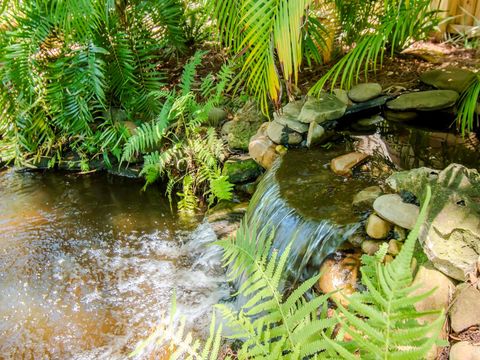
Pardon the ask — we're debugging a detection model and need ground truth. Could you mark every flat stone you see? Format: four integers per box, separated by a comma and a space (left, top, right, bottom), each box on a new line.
366, 214, 392, 239
420, 67, 477, 93
352, 185, 383, 210
333, 88, 350, 106
386, 90, 459, 112
330, 152, 368, 176
373, 194, 419, 230
266, 121, 302, 145
449, 342, 480, 360
298, 94, 347, 124
450, 284, 480, 333
306, 122, 326, 148
348, 83, 382, 102
357, 115, 385, 127
273, 113, 309, 133
282, 100, 305, 118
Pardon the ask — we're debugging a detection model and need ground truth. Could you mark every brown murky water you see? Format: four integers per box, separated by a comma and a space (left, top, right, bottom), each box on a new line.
0, 169, 228, 359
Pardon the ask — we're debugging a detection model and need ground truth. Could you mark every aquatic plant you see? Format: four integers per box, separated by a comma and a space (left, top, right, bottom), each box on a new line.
135, 186, 444, 359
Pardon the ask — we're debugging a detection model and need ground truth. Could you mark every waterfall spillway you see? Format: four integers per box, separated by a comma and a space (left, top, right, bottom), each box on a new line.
246, 148, 375, 286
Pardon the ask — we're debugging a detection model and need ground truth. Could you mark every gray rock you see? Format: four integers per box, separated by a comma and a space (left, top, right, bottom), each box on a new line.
333, 88, 350, 106
383, 109, 419, 122
273, 113, 309, 133
373, 194, 420, 230
266, 122, 302, 145
306, 122, 326, 148
357, 115, 385, 127
420, 67, 477, 93
298, 94, 347, 124
386, 90, 459, 112
222, 156, 263, 184
352, 185, 383, 210
222, 102, 265, 150
348, 83, 382, 102
449, 284, 480, 333
449, 342, 480, 360
282, 100, 305, 118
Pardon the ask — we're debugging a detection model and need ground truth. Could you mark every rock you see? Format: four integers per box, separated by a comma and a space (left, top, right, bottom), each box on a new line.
330, 152, 368, 176
449, 342, 480, 360
235, 181, 257, 195
275, 145, 288, 155
318, 252, 360, 306
412, 265, 454, 321
306, 122, 326, 148
386, 167, 440, 198
298, 94, 347, 124
207, 201, 249, 240
333, 88, 350, 106
386, 90, 459, 112
222, 156, 263, 184
383, 109, 419, 122
282, 100, 305, 118
392, 225, 407, 242
222, 102, 265, 150
373, 194, 420, 230
273, 113, 309, 134
362, 240, 382, 255
352, 185, 383, 211
387, 239, 402, 256
366, 214, 392, 239
450, 284, 480, 333
420, 67, 477, 93
207, 107, 227, 126
356, 114, 385, 128
348, 83, 382, 102
348, 233, 365, 247
266, 121, 302, 145
248, 135, 279, 170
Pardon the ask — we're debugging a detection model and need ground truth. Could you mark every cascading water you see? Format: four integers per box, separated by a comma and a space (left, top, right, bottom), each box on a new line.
246, 148, 375, 286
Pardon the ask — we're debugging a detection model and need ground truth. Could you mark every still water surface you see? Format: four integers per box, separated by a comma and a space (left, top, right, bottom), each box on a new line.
0, 169, 228, 359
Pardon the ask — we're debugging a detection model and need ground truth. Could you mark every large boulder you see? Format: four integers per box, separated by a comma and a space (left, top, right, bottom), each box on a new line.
387, 164, 480, 281
298, 94, 347, 124
373, 194, 420, 230
348, 83, 382, 102
386, 90, 459, 112
420, 67, 477, 93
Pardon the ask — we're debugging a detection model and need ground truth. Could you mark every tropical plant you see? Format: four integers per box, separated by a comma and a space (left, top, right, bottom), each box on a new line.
310, 0, 439, 93
457, 73, 480, 135
0, 0, 189, 167
122, 51, 234, 212
209, 0, 327, 113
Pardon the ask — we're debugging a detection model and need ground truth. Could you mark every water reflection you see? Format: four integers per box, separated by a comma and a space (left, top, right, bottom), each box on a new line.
0, 170, 228, 359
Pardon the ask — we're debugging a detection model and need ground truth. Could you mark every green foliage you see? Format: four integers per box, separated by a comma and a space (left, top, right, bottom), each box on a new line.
209, 0, 326, 113
310, 0, 439, 93
457, 74, 480, 135
0, 0, 191, 166
123, 51, 234, 213
323, 186, 445, 359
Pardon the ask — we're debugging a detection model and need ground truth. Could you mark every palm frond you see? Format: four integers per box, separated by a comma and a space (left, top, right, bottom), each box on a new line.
457, 74, 480, 135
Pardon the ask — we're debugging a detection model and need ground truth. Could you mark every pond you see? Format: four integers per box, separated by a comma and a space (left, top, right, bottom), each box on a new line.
0, 169, 228, 359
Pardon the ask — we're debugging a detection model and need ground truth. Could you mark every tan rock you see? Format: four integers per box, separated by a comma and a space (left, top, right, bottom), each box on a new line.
387, 239, 402, 256
450, 284, 480, 333
366, 214, 392, 239
373, 194, 420, 230
248, 135, 279, 170
318, 253, 360, 306
330, 152, 368, 176
361, 240, 382, 256
449, 342, 480, 360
